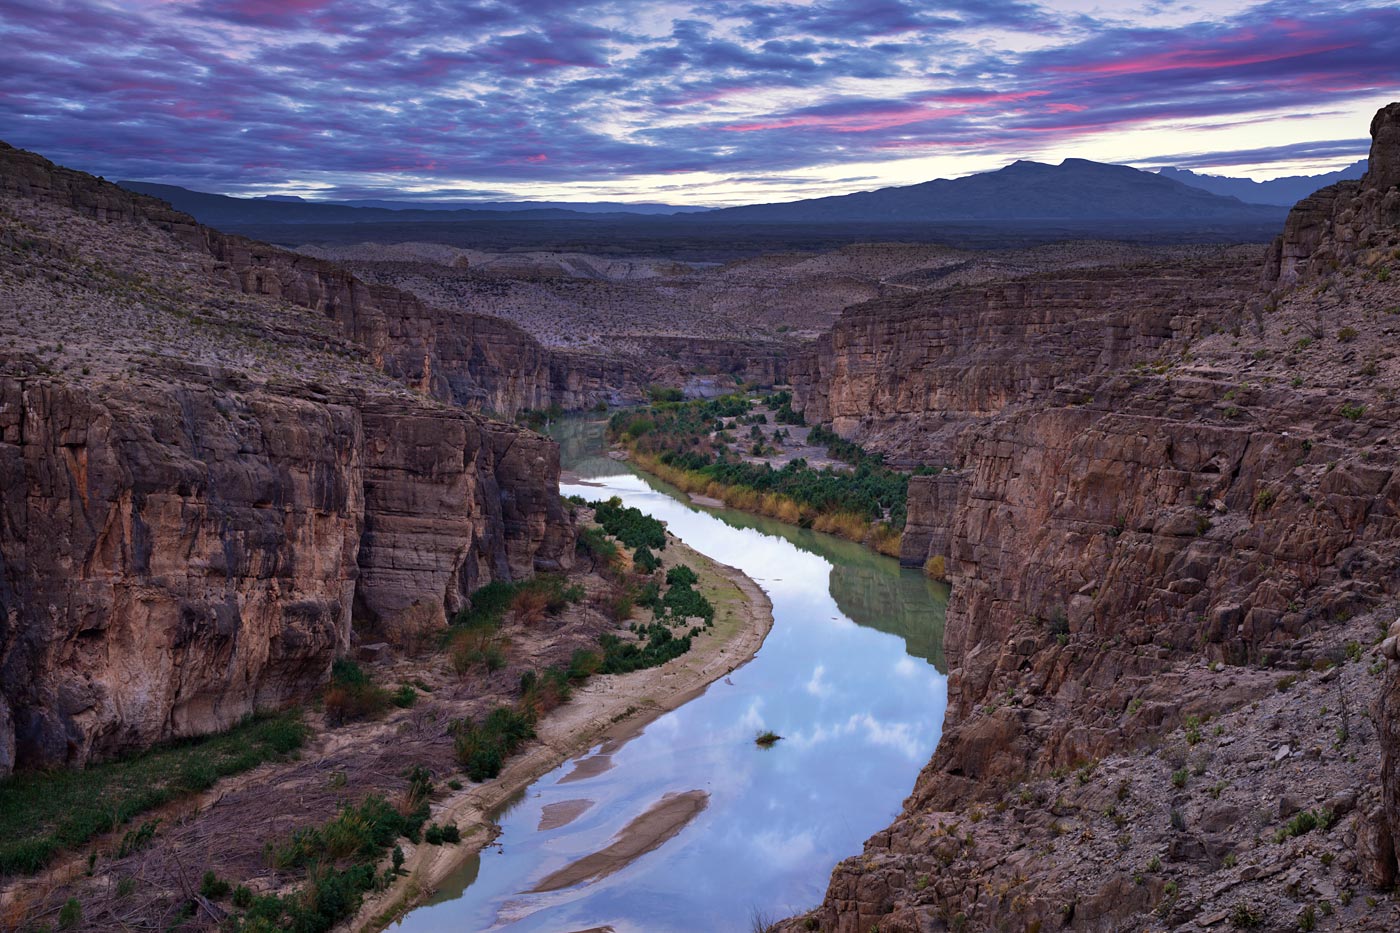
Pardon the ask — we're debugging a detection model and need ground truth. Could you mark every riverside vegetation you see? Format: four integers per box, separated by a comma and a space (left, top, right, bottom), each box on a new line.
607, 392, 935, 556
0, 503, 719, 933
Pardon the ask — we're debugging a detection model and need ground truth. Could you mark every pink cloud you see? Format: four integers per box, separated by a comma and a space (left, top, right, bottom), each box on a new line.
1046, 42, 1354, 77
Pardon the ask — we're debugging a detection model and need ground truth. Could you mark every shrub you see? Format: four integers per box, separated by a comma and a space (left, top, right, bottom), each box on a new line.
511, 586, 553, 624
577, 526, 619, 566
1337, 326, 1358, 342
661, 578, 714, 624
519, 667, 572, 718
666, 564, 698, 587
58, 898, 81, 930
200, 870, 231, 899
599, 628, 692, 674
1231, 902, 1263, 928
1274, 808, 1333, 843
447, 624, 506, 675
590, 497, 668, 549
632, 545, 661, 574
116, 819, 160, 857
452, 707, 536, 782
324, 659, 392, 725
392, 684, 417, 709
923, 554, 947, 581
567, 649, 602, 682
266, 794, 426, 870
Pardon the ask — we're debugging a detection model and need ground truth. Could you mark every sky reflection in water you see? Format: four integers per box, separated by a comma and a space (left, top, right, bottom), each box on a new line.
394, 432, 947, 932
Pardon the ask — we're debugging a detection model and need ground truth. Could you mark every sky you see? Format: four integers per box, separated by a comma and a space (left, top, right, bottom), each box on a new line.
1, 0, 1397, 206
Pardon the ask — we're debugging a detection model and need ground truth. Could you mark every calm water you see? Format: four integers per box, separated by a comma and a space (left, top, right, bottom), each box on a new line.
394, 420, 948, 932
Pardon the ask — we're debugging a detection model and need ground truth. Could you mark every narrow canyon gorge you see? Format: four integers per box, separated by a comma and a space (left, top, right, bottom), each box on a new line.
1, 100, 1399, 933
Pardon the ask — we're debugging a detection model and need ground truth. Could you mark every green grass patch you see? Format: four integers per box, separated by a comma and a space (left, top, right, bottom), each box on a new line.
0, 710, 306, 876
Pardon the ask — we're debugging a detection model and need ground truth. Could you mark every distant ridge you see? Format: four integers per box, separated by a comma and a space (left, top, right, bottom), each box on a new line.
340, 197, 707, 215
117, 181, 683, 225
1156, 160, 1368, 206
694, 158, 1287, 223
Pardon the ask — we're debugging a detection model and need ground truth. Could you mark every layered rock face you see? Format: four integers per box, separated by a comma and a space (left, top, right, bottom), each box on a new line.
790, 250, 1259, 468
0, 140, 671, 415
786, 104, 1400, 931
0, 145, 574, 773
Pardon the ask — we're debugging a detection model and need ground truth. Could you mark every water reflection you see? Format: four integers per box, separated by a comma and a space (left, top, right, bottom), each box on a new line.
392, 418, 948, 932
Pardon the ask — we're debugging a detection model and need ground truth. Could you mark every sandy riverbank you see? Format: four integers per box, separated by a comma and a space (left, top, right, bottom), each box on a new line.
351, 536, 774, 931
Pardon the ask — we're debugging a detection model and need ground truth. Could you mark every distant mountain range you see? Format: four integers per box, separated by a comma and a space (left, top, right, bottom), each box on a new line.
695, 158, 1286, 223
1156, 160, 1367, 206
119, 181, 650, 225
123, 156, 1337, 231
336, 197, 707, 214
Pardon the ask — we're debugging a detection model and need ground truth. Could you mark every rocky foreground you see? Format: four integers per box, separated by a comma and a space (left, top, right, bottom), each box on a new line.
780, 103, 1400, 931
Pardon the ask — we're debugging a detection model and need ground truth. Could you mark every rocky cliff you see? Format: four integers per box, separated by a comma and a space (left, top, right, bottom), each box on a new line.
789, 248, 1260, 464
785, 103, 1400, 931
0, 145, 574, 774
0, 140, 707, 415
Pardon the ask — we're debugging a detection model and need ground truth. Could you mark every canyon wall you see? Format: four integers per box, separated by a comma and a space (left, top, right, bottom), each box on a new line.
786, 103, 1400, 931
0, 145, 575, 773
0, 140, 744, 415
789, 251, 1259, 468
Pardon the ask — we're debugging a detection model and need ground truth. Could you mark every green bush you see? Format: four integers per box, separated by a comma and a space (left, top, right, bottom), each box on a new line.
266, 794, 427, 870
665, 564, 699, 587
58, 897, 81, 929
201, 870, 231, 899
591, 497, 668, 550
633, 545, 661, 573
452, 707, 536, 782
1274, 808, 1334, 843
577, 526, 619, 565
324, 659, 392, 725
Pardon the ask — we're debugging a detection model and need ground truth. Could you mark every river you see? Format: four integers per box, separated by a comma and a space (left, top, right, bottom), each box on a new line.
392, 419, 948, 932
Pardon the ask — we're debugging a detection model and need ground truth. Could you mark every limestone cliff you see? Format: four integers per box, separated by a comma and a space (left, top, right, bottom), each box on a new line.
785, 103, 1400, 931
0, 146, 574, 774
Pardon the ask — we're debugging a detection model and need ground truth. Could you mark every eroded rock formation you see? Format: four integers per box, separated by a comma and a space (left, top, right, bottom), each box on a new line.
784, 102, 1400, 931
0, 144, 574, 773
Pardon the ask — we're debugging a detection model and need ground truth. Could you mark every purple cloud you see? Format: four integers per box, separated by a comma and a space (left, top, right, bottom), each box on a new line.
0, 0, 1393, 199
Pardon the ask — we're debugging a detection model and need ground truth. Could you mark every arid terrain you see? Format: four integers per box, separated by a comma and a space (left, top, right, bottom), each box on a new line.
771, 101, 1400, 932
304, 238, 1261, 350
4, 93, 1400, 933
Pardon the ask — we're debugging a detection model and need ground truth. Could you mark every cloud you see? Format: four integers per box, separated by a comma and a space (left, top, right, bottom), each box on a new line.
0, 0, 1395, 202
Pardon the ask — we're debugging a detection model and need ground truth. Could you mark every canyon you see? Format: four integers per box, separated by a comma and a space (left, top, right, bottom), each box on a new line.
0, 143, 579, 773
1, 99, 1398, 933
777, 101, 1400, 931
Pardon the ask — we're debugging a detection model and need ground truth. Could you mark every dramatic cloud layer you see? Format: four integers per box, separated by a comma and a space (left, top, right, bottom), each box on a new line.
1, 0, 1396, 203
